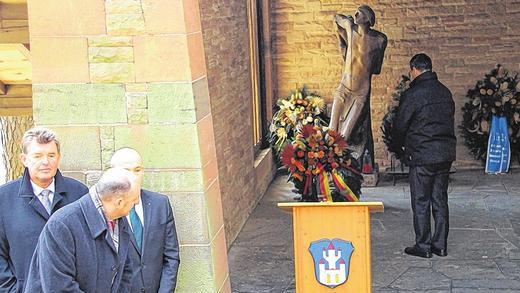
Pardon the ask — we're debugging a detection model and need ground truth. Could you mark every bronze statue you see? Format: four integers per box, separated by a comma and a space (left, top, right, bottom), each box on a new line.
329, 5, 387, 165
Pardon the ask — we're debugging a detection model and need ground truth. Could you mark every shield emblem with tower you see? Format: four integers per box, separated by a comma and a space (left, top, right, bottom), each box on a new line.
308, 238, 354, 288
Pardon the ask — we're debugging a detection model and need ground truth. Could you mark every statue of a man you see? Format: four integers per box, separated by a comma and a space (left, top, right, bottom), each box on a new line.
329, 5, 387, 165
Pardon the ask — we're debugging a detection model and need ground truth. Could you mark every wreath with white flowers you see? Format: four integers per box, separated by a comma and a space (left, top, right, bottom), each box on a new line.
460, 65, 520, 163
269, 86, 329, 154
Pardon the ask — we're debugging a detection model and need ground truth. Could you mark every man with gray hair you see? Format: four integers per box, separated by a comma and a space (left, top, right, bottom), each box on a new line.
25, 168, 140, 292
0, 127, 88, 292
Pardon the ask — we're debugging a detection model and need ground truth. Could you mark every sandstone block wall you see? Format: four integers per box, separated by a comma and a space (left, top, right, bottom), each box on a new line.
28, 0, 230, 291
271, 0, 520, 168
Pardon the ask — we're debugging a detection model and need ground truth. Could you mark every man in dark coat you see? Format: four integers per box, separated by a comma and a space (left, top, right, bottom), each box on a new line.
0, 127, 88, 292
110, 148, 180, 292
391, 53, 456, 258
25, 168, 140, 292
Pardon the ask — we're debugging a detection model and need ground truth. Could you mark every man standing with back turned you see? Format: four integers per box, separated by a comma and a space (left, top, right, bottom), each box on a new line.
0, 127, 88, 292
392, 53, 456, 258
110, 147, 180, 292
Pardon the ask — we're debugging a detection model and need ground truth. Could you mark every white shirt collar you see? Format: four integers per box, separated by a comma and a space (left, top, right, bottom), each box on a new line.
131, 195, 143, 212
30, 179, 56, 196
126, 194, 144, 229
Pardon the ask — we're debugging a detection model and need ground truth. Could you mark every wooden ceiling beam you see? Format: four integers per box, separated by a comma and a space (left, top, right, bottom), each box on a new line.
0, 3, 28, 20
0, 1, 28, 4
0, 96, 31, 107
0, 107, 31, 116
0, 84, 32, 116
0, 43, 31, 84
0, 83, 30, 96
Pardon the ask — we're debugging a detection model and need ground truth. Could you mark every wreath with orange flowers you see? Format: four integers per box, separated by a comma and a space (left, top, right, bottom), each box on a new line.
460, 65, 520, 163
280, 124, 362, 202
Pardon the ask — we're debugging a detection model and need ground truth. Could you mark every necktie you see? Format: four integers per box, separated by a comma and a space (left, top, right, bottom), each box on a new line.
107, 220, 119, 252
40, 189, 52, 214
129, 207, 143, 250
108, 220, 116, 231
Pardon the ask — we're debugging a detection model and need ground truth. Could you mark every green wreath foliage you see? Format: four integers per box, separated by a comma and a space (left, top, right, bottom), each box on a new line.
460, 65, 520, 163
380, 75, 410, 160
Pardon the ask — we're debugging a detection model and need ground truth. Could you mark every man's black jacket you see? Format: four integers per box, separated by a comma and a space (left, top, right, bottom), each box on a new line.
391, 71, 456, 166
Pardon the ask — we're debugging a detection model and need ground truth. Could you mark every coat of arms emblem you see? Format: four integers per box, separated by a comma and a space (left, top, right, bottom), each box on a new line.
308, 238, 354, 288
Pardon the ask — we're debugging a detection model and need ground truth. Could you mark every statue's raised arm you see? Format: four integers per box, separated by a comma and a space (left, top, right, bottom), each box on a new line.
334, 14, 353, 61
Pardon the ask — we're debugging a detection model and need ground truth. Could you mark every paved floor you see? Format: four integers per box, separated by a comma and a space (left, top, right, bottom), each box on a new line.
228, 169, 520, 292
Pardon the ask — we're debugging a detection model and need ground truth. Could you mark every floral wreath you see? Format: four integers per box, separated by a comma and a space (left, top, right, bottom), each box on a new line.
380, 75, 410, 160
269, 86, 329, 155
460, 65, 520, 163
280, 124, 363, 202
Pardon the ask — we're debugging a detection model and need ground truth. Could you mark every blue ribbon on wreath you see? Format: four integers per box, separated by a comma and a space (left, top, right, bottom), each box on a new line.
485, 115, 510, 173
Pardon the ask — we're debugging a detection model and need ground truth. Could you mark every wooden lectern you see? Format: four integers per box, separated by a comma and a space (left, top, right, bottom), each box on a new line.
278, 202, 384, 292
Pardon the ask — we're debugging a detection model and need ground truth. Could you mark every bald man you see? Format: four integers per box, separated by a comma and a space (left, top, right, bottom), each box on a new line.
110, 148, 180, 292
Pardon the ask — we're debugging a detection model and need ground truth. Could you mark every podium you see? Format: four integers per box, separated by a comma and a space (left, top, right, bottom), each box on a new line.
278, 202, 384, 292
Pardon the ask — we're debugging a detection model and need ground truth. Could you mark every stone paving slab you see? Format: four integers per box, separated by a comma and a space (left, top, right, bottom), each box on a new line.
229, 170, 520, 292
388, 267, 452, 291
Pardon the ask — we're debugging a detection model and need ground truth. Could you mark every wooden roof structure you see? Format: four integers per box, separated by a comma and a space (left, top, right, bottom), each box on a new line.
0, 0, 31, 116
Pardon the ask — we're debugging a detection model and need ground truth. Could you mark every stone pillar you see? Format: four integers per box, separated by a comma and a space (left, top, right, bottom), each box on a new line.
27, 0, 230, 291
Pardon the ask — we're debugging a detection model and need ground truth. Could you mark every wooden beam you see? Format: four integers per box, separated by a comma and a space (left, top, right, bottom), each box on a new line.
0, 0, 28, 4
0, 44, 31, 84
0, 3, 28, 20
1, 84, 31, 97
0, 26, 29, 44
0, 107, 31, 116
0, 81, 5, 95
0, 97, 31, 108
0, 84, 32, 116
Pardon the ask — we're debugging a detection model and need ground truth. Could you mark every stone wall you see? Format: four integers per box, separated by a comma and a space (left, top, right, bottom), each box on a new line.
28, 0, 230, 291
199, 0, 275, 247
270, 0, 520, 168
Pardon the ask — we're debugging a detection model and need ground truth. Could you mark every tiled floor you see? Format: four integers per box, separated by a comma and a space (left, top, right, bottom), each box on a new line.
229, 170, 520, 292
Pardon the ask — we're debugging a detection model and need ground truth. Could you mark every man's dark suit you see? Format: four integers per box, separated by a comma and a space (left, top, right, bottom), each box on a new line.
24, 193, 134, 292
128, 190, 180, 292
0, 169, 88, 292
392, 71, 456, 253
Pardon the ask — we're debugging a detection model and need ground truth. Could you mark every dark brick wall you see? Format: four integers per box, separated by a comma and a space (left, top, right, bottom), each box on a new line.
199, 0, 259, 246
